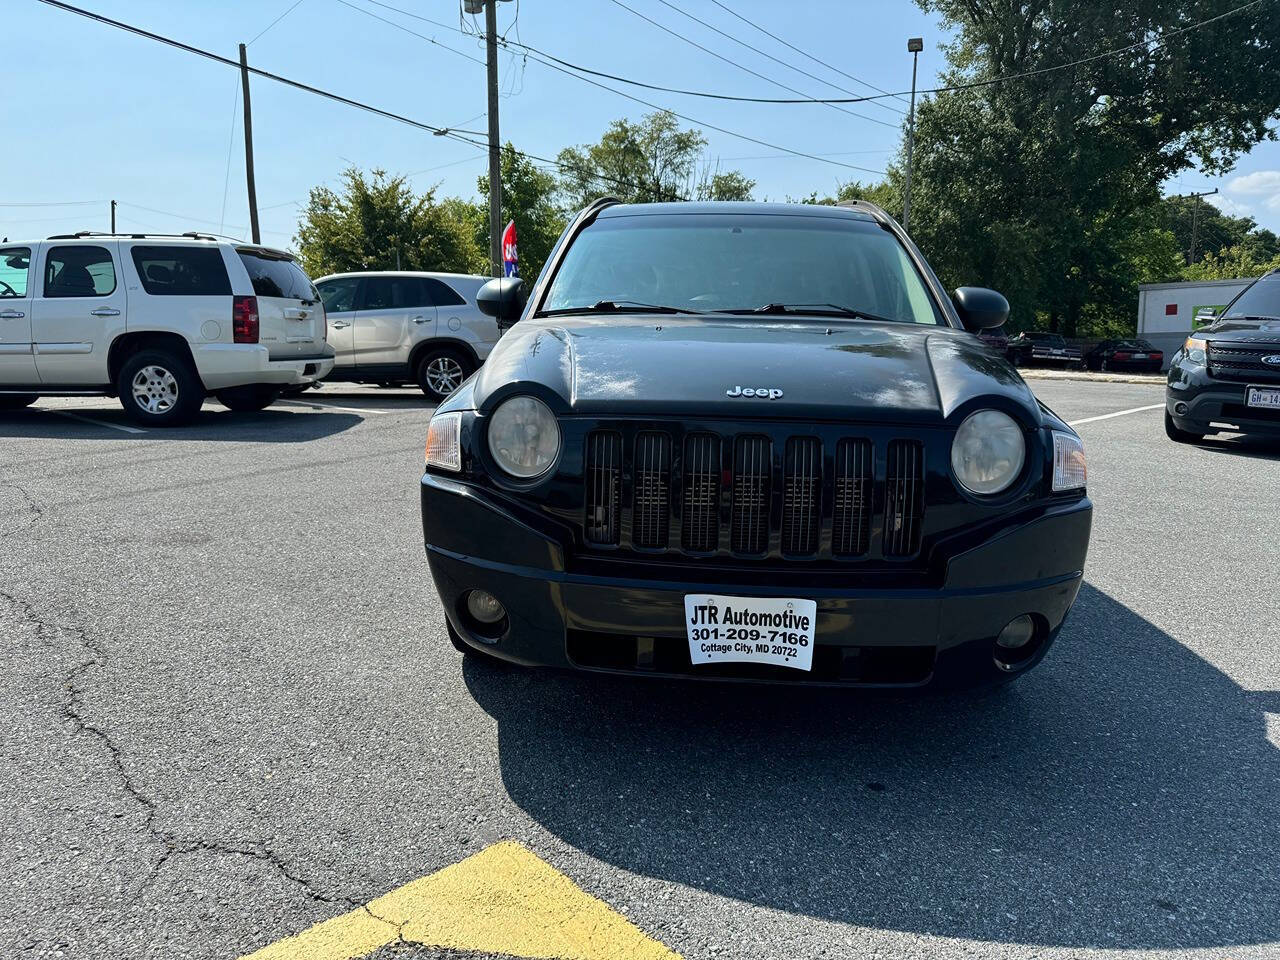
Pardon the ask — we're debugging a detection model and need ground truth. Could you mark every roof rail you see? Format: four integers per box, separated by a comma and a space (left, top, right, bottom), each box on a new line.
45, 230, 221, 241
836, 199, 890, 223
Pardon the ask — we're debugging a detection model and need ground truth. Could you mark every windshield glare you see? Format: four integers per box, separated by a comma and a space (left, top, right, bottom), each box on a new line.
1224, 274, 1280, 320
542, 213, 943, 324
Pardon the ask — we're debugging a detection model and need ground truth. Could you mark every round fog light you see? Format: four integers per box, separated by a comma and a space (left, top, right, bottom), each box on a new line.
996, 615, 1036, 650
1174, 402, 1189, 416
465, 589, 506, 625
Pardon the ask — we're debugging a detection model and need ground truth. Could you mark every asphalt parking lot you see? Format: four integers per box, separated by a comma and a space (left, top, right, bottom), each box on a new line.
2, 380, 1278, 960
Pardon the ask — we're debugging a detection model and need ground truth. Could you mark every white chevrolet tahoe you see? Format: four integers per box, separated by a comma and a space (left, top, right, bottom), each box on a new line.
0, 233, 335, 425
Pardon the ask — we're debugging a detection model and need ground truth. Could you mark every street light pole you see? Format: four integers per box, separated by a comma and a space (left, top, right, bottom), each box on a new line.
902, 37, 923, 233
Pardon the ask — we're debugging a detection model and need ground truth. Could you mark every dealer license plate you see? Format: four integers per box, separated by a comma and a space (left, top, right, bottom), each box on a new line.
685, 594, 818, 671
1247, 386, 1280, 409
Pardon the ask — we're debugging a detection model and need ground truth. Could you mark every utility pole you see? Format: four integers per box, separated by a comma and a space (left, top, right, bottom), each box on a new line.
110, 200, 116, 233
484, 1, 502, 278
902, 37, 924, 233
1183, 188, 1219, 265
239, 43, 261, 245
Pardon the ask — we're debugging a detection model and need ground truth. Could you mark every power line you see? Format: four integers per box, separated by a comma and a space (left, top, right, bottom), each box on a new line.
338, 0, 888, 176
331, 0, 484, 66
30, 0, 691, 201
246, 0, 307, 46
706, 0, 910, 106
0, 200, 100, 207
648, 0, 903, 116
606, 0, 897, 128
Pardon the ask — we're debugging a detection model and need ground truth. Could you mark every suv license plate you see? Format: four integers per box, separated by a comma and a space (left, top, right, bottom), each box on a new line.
685, 594, 818, 671
1247, 386, 1280, 409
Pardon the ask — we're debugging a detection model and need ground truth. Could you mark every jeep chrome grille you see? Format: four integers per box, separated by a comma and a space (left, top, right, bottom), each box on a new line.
782, 437, 822, 556
582, 427, 928, 561
681, 433, 721, 552
730, 436, 772, 554
584, 431, 622, 545
632, 431, 671, 549
832, 438, 873, 557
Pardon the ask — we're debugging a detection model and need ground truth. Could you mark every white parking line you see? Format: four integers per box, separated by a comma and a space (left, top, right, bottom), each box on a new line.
1067, 403, 1164, 427
276, 399, 395, 416
47, 410, 146, 435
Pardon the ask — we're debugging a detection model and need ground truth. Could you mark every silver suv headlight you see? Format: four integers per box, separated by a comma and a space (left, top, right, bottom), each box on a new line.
487, 396, 561, 479
951, 409, 1026, 496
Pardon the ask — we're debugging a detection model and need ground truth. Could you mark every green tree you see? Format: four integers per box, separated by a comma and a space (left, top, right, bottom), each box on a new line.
1159, 194, 1280, 267
903, 0, 1280, 335
294, 168, 485, 278
478, 143, 568, 282
1182, 244, 1280, 281
556, 111, 754, 207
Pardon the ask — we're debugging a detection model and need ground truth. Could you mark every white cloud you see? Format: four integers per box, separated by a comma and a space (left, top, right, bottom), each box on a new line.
1227, 170, 1280, 196
1208, 193, 1253, 218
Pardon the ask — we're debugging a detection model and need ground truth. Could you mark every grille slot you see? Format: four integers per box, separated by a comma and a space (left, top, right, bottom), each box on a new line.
584, 431, 622, 545
1208, 342, 1280, 383
632, 431, 672, 549
730, 436, 772, 554
832, 438, 873, 557
782, 437, 822, 556
885, 439, 925, 557
681, 434, 721, 552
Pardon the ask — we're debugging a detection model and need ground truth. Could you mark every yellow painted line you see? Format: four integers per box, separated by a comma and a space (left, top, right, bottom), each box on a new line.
239, 841, 681, 960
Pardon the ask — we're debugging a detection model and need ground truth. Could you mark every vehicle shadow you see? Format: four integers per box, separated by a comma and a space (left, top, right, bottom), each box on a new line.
0, 406, 363, 443
1199, 433, 1280, 462
463, 583, 1279, 951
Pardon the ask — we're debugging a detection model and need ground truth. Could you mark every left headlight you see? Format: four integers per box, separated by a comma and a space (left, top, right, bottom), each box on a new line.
425, 411, 462, 472
487, 395, 561, 479
951, 409, 1026, 496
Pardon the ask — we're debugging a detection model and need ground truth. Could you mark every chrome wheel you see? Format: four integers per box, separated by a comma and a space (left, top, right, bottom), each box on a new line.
131, 365, 179, 415
425, 355, 465, 396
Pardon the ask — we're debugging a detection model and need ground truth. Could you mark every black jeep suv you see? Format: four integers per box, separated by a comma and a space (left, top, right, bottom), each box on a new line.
1166, 269, 1280, 443
420, 200, 1091, 690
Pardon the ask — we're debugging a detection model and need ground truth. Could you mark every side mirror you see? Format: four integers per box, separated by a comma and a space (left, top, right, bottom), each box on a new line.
1194, 308, 1218, 327
953, 287, 1010, 332
476, 277, 526, 326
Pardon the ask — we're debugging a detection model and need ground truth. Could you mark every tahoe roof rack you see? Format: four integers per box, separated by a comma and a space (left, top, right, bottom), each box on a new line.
46, 230, 221, 241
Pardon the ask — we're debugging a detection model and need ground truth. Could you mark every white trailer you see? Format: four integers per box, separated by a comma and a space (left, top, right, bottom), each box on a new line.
1136, 278, 1254, 368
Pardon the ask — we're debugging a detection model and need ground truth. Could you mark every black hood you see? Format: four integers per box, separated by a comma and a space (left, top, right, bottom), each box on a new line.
1203, 318, 1280, 343
473, 315, 1040, 426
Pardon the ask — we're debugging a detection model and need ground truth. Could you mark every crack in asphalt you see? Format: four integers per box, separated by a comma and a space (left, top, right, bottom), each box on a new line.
0, 588, 389, 932
0, 482, 43, 538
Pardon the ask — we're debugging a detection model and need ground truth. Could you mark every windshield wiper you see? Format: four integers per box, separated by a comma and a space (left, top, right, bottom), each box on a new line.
716, 302, 899, 323
538, 299, 705, 317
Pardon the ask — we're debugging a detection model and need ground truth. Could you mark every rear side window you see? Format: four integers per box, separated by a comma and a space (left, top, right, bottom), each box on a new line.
0, 247, 30, 297
131, 245, 231, 296
238, 250, 316, 300
316, 277, 359, 313
358, 276, 429, 310
45, 246, 116, 297
422, 278, 466, 307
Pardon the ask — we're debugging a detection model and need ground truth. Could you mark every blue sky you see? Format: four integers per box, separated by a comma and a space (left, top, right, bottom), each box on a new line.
4, 0, 1278, 248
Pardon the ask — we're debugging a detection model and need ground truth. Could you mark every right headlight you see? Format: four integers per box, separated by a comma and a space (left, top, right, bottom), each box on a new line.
487, 395, 561, 479
1183, 336, 1208, 364
951, 409, 1026, 496
1051, 432, 1087, 491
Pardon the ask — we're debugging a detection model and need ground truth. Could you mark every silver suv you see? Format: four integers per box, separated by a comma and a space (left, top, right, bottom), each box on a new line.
314, 272, 499, 400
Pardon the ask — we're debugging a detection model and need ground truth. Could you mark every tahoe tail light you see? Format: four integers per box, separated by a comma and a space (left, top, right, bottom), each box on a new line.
233, 295, 259, 343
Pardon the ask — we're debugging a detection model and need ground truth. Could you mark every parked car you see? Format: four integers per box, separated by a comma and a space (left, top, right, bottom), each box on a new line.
313, 271, 499, 401
0, 233, 333, 424
977, 324, 1009, 353
420, 200, 1091, 690
1166, 268, 1280, 443
1084, 338, 1163, 372
1006, 331, 1083, 368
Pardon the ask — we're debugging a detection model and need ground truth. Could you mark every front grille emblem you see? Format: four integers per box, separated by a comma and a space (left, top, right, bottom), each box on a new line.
1262, 355, 1280, 366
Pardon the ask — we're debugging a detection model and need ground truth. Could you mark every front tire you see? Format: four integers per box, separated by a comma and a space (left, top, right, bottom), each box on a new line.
117, 349, 203, 426
416, 347, 474, 402
0, 394, 37, 410
1165, 411, 1205, 444
216, 385, 281, 412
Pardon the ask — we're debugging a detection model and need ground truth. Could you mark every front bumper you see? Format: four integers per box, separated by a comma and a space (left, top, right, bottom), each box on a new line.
421, 474, 1093, 689
192, 343, 337, 391
1166, 369, 1280, 437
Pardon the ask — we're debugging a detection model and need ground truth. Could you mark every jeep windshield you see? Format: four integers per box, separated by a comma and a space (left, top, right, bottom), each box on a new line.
539, 212, 945, 325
